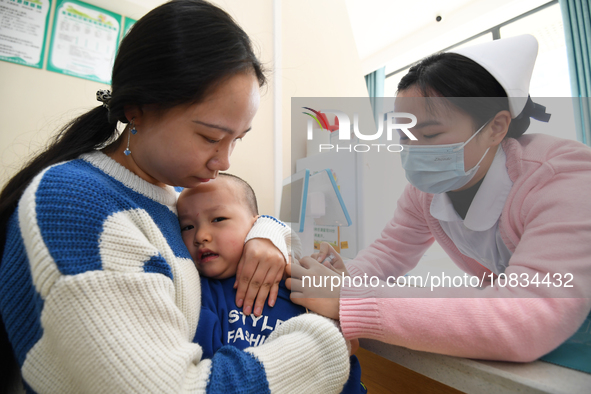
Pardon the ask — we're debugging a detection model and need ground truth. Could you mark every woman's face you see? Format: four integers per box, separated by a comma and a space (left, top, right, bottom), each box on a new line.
395, 87, 499, 191
122, 72, 261, 188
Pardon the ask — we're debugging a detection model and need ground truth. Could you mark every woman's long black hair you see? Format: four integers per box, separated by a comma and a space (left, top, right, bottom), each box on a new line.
0, 0, 265, 389
397, 52, 533, 138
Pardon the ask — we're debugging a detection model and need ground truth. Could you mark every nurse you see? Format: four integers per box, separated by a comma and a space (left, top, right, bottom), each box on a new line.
290, 34, 591, 362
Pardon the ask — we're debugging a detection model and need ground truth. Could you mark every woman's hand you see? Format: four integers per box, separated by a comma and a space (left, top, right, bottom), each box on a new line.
234, 238, 285, 316
285, 257, 341, 320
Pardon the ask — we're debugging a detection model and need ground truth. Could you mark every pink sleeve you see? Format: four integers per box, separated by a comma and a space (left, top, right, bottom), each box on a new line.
345, 184, 434, 279
340, 148, 591, 362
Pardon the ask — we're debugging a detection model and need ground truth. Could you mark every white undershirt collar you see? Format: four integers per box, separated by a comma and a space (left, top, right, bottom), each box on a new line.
431, 145, 513, 231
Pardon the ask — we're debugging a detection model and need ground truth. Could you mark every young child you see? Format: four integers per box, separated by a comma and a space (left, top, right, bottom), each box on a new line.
177, 173, 366, 394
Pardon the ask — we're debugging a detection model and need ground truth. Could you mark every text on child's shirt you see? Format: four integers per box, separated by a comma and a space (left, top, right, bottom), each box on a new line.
227, 309, 286, 347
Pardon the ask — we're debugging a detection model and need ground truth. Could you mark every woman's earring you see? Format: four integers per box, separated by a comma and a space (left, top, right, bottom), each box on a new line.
124, 120, 137, 156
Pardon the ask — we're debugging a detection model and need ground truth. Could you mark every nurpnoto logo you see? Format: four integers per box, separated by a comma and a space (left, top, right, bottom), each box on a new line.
303, 108, 417, 153
302, 107, 332, 131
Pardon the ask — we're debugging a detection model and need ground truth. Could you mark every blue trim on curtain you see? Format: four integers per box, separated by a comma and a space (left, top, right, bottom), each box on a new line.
365, 67, 385, 125
560, 0, 591, 145
365, 67, 385, 97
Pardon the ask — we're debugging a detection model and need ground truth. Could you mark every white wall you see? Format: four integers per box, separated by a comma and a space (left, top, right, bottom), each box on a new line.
209, 0, 276, 215
281, 0, 369, 177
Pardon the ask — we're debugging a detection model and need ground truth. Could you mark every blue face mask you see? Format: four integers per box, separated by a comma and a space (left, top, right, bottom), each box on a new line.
400, 121, 490, 194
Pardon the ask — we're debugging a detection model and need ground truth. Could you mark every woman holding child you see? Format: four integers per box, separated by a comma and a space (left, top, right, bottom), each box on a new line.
0, 1, 350, 392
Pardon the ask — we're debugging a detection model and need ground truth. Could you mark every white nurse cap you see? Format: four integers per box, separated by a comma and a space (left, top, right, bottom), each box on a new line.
449, 34, 539, 118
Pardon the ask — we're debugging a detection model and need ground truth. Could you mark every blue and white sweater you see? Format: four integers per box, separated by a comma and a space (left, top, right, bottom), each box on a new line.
0, 151, 350, 393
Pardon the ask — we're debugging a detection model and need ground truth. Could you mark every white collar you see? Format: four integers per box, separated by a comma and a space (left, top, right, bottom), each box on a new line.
431, 145, 513, 231
81, 150, 178, 211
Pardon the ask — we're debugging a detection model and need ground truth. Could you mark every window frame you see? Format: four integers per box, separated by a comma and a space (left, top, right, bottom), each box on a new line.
384, 0, 559, 81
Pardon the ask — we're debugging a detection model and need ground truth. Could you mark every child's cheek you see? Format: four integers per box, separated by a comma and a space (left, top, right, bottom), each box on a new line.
230, 238, 242, 253
228, 238, 245, 260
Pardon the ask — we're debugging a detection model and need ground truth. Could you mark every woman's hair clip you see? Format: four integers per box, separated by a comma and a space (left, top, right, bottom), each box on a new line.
96, 90, 112, 109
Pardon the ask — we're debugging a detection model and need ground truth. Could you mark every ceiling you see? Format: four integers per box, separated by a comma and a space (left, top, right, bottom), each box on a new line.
346, 0, 551, 74
110, 0, 477, 60
344, 0, 475, 61
113, 0, 551, 74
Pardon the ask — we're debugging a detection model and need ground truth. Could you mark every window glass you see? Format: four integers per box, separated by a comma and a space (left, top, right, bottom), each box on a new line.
447, 32, 493, 52
384, 34, 493, 97
500, 3, 570, 96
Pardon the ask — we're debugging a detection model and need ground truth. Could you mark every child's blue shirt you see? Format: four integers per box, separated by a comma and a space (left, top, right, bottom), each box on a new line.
196, 277, 367, 394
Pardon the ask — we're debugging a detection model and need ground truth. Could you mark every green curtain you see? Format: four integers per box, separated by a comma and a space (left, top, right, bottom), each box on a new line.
560, 0, 591, 145
365, 67, 385, 125
541, 5, 591, 375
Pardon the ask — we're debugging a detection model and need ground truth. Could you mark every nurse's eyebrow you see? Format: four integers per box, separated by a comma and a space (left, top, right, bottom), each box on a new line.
413, 120, 442, 129
193, 119, 251, 134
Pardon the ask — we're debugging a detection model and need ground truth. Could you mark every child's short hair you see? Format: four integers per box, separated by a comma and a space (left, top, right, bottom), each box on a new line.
219, 173, 258, 216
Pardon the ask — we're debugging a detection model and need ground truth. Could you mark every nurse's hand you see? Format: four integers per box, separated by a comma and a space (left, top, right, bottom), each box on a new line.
235, 238, 285, 316
286, 257, 341, 320
311, 242, 349, 277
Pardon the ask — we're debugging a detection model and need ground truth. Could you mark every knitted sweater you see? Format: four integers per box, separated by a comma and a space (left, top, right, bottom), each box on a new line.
340, 134, 591, 362
0, 151, 350, 393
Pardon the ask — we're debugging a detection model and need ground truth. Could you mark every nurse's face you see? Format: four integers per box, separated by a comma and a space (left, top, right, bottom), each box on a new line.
395, 87, 508, 191
113, 72, 260, 188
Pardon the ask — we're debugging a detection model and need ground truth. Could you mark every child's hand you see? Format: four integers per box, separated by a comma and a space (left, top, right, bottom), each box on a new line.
311, 242, 349, 277
234, 238, 285, 317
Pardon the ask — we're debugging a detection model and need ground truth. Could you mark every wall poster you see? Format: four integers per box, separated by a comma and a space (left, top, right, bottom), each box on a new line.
47, 0, 121, 84
0, 0, 51, 68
